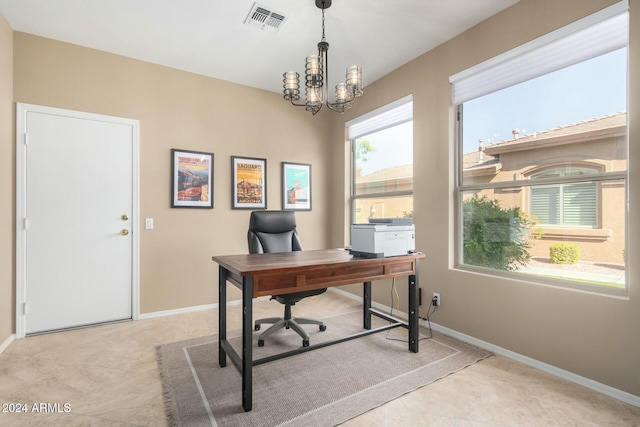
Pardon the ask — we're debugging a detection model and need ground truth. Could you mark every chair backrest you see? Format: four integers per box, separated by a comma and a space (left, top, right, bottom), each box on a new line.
247, 211, 303, 254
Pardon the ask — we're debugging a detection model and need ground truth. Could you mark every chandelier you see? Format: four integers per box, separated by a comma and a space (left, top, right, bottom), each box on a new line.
282, 0, 363, 115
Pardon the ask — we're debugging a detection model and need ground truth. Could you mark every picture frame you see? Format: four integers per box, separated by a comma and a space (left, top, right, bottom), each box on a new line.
282, 162, 312, 211
231, 156, 267, 209
171, 149, 214, 209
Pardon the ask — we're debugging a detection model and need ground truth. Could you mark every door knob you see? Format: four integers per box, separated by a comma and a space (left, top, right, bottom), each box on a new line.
121, 214, 129, 221
121, 229, 129, 236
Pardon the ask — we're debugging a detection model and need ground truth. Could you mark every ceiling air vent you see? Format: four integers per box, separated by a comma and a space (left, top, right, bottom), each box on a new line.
244, 3, 287, 33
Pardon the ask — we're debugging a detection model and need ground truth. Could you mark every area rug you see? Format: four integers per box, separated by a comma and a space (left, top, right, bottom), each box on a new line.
157, 310, 491, 427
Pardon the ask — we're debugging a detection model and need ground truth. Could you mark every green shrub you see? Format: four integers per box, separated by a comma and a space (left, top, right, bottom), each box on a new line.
549, 243, 580, 264
462, 195, 536, 271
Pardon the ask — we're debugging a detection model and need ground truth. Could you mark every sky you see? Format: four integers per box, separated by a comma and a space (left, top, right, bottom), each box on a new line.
355, 121, 413, 176
354, 47, 626, 174
462, 48, 627, 154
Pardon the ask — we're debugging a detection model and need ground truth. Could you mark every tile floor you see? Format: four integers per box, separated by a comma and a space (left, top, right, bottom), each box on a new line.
1, 291, 639, 426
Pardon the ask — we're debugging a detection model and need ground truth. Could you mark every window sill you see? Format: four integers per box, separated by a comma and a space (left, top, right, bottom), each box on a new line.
453, 264, 627, 299
539, 227, 611, 241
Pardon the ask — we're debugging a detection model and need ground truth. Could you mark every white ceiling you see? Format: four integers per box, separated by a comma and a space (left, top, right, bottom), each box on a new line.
0, 0, 519, 94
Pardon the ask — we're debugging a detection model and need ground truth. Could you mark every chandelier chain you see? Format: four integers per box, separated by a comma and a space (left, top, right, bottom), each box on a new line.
321, 8, 326, 42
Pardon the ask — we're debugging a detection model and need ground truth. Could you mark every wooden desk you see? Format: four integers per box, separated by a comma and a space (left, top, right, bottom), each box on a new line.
212, 249, 425, 412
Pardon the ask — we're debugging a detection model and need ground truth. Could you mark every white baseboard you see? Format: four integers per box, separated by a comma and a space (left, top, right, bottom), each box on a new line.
429, 322, 640, 408
328, 287, 393, 313
327, 288, 640, 408
0, 334, 15, 354
138, 303, 220, 320
138, 297, 271, 320
134, 288, 640, 408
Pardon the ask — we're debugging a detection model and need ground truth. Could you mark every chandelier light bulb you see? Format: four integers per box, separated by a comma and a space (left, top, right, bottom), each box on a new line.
346, 66, 363, 97
305, 54, 323, 88
335, 82, 348, 103
306, 86, 322, 104
307, 55, 320, 75
283, 71, 301, 101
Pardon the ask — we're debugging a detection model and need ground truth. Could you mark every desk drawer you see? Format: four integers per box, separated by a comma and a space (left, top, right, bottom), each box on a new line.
253, 258, 416, 296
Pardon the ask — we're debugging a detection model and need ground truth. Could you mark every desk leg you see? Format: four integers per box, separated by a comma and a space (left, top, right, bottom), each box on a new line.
363, 281, 372, 330
242, 276, 254, 412
218, 266, 227, 368
408, 261, 419, 353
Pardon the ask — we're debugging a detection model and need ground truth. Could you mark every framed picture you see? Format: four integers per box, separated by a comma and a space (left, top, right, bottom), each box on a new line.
171, 149, 214, 208
282, 162, 312, 211
232, 156, 267, 209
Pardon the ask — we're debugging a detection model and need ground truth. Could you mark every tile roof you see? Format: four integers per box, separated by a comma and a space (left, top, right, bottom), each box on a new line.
463, 150, 497, 170
357, 164, 413, 183
357, 113, 627, 176
484, 112, 626, 155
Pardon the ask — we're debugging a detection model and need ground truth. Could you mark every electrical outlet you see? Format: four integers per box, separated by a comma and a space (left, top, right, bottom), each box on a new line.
432, 292, 441, 307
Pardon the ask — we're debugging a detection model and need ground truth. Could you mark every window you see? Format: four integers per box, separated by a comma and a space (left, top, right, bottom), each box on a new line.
451, 2, 628, 292
347, 96, 413, 224
530, 167, 598, 227
530, 183, 597, 226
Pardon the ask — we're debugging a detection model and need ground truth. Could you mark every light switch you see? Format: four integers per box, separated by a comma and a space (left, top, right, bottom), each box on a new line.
145, 218, 154, 230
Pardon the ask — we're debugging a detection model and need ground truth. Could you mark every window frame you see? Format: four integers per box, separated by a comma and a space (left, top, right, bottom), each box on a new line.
530, 181, 598, 227
528, 166, 602, 228
451, 3, 629, 295
347, 96, 414, 225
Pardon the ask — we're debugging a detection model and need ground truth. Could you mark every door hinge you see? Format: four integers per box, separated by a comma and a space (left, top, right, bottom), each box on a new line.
23, 218, 28, 230
23, 133, 29, 146
23, 302, 28, 315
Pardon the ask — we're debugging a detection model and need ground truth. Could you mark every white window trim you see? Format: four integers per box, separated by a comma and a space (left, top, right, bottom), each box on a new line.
346, 94, 413, 140
348, 96, 414, 224
449, 1, 628, 104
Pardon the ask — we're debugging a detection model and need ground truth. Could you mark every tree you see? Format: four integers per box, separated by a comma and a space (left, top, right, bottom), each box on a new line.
354, 139, 376, 178
355, 140, 375, 163
462, 195, 537, 271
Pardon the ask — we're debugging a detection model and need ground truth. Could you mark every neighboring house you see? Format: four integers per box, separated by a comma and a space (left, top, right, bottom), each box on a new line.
353, 113, 626, 264
463, 112, 627, 264
354, 164, 413, 223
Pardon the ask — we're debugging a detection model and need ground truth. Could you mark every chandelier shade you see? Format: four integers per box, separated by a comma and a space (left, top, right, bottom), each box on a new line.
282, 0, 363, 115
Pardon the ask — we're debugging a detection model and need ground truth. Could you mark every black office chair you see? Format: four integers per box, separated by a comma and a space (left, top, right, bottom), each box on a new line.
248, 210, 327, 347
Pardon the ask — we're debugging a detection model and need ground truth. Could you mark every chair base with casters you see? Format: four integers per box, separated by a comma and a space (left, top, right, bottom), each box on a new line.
247, 210, 328, 347
254, 289, 327, 347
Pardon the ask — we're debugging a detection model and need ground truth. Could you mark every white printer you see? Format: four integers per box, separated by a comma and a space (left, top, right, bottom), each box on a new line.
350, 218, 415, 258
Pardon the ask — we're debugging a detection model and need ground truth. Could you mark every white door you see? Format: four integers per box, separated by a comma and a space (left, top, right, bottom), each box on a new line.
16, 104, 139, 335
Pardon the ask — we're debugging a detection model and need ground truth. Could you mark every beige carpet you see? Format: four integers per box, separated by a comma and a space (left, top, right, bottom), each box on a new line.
157, 310, 491, 427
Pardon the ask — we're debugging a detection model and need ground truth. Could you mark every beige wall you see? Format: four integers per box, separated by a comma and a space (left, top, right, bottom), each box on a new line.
330, 0, 640, 398
0, 14, 13, 345
12, 32, 333, 314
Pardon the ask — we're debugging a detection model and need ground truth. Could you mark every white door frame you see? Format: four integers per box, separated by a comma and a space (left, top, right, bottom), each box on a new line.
15, 103, 140, 338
